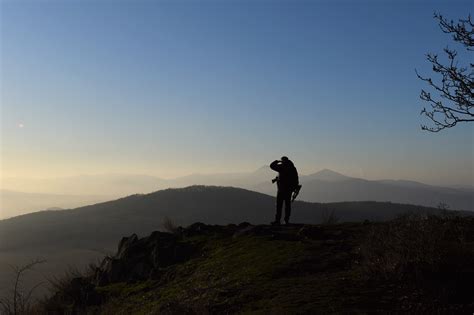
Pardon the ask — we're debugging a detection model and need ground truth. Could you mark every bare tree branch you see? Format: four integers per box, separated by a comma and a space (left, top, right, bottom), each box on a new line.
1, 259, 46, 315
436, 13, 474, 50
416, 13, 474, 132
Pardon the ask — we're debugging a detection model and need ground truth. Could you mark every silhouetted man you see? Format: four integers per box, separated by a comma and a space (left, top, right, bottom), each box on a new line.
270, 156, 299, 225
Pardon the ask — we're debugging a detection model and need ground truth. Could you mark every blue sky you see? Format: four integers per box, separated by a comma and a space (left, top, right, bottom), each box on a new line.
1, 0, 473, 185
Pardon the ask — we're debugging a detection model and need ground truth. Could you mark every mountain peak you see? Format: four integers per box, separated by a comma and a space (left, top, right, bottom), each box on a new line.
306, 169, 351, 182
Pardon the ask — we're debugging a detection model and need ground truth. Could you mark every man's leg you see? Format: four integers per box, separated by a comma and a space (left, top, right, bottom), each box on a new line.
284, 191, 292, 224
274, 191, 283, 224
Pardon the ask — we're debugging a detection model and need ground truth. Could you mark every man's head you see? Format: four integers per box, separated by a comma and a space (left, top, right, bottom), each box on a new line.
281, 156, 289, 162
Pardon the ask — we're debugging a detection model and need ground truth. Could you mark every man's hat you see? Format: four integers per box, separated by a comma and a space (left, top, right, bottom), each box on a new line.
281, 156, 289, 161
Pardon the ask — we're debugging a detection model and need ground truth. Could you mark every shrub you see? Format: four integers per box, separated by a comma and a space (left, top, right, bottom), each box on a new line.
37, 263, 101, 314
46, 266, 84, 295
0, 259, 46, 315
320, 208, 340, 225
162, 216, 179, 233
360, 213, 473, 283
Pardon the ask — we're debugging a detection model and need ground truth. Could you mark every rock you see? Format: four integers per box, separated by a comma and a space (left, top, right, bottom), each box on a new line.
95, 231, 195, 286
297, 226, 324, 239
238, 222, 252, 228
117, 233, 138, 259
187, 222, 208, 233
232, 225, 255, 238
233, 224, 280, 238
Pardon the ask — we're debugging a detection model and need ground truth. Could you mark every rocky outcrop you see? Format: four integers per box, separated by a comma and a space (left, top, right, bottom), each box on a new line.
42, 222, 372, 313
38, 218, 474, 314
93, 222, 327, 286
94, 230, 195, 285
43, 229, 200, 313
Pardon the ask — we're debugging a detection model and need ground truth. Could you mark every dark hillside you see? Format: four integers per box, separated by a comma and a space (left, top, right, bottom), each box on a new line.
0, 186, 451, 252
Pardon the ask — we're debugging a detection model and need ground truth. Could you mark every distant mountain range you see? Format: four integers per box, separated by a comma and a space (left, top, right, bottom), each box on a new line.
1, 168, 473, 218
253, 169, 473, 211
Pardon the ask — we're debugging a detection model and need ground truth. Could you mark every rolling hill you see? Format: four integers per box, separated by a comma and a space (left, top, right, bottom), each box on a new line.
0, 185, 453, 252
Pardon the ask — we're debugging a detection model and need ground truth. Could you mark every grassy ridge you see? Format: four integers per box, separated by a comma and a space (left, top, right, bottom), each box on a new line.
38, 217, 474, 314
97, 224, 363, 314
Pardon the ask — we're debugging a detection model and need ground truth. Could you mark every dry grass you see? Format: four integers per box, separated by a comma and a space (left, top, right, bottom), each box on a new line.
320, 208, 340, 225
360, 212, 472, 282
0, 259, 46, 315
46, 266, 84, 294
161, 216, 179, 233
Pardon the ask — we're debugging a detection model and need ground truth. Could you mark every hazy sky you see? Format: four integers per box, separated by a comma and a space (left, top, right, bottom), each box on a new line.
1, 0, 473, 186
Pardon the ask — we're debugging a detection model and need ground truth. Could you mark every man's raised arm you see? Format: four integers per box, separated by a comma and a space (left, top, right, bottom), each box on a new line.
270, 160, 281, 172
